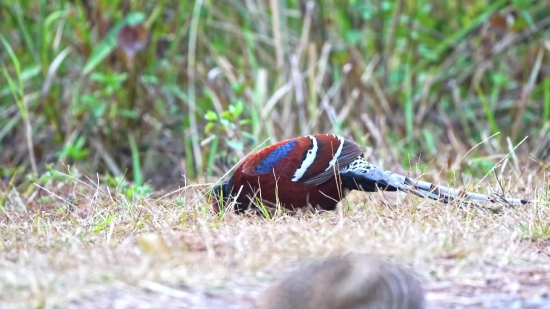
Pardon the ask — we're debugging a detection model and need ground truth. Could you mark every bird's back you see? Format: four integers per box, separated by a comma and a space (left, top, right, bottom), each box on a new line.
228, 134, 363, 211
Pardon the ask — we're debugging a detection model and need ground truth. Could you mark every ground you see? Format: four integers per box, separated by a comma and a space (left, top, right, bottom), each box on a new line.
1, 174, 549, 309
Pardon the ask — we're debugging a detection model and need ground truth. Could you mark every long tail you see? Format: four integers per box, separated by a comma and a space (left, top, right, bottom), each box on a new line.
339, 157, 529, 205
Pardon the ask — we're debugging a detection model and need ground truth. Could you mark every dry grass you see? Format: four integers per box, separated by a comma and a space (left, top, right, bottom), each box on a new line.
2, 1, 550, 308
1, 170, 549, 309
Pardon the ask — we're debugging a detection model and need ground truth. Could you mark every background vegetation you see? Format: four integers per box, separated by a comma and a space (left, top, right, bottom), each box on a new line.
1, 0, 550, 201
2, 2, 550, 308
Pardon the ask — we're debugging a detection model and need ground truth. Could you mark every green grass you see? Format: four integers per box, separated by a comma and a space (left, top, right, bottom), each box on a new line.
1, 0, 550, 191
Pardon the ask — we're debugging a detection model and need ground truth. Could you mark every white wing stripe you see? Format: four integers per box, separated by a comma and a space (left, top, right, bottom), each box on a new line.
291, 135, 318, 182
325, 135, 345, 171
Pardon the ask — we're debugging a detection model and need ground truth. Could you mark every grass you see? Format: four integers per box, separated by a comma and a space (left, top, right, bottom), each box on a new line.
1, 0, 550, 308
0, 168, 549, 308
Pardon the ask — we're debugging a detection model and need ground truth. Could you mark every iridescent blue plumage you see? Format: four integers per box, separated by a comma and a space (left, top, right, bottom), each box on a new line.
253, 140, 297, 174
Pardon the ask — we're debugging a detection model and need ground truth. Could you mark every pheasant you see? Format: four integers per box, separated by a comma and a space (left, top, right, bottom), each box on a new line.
211, 133, 528, 213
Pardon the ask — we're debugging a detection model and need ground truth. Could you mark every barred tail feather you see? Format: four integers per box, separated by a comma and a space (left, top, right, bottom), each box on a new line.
404, 178, 528, 205
340, 157, 529, 205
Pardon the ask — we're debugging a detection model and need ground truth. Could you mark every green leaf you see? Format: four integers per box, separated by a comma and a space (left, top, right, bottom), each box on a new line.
45, 9, 69, 28
205, 122, 215, 134
90, 72, 128, 85
231, 82, 243, 94
0, 34, 21, 84
221, 110, 235, 122
226, 139, 244, 151
220, 119, 230, 127
93, 215, 116, 232
21, 66, 41, 82
204, 110, 218, 121
81, 95, 107, 118
231, 100, 243, 117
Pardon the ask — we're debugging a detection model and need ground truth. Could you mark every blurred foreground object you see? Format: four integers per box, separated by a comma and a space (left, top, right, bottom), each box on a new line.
257, 254, 425, 309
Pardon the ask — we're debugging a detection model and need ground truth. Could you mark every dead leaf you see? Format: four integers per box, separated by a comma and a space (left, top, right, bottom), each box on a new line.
117, 23, 150, 57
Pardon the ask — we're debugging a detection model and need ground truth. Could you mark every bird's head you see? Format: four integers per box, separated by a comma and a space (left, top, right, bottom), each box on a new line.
211, 178, 234, 213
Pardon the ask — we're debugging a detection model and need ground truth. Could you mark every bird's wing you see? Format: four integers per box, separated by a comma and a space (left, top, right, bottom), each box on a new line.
299, 136, 363, 186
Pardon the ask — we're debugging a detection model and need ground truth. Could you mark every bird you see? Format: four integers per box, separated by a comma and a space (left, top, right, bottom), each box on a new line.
211, 133, 529, 213
256, 254, 426, 309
